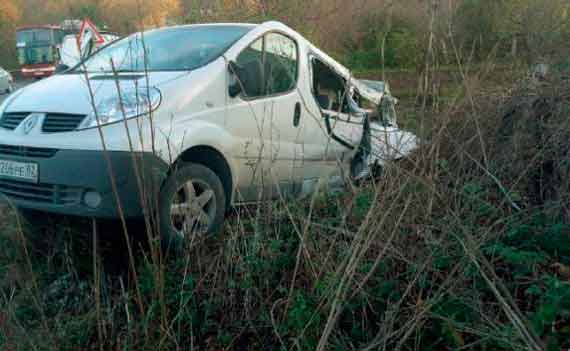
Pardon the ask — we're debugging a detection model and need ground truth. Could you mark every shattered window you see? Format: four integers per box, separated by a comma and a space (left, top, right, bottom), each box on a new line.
311, 57, 347, 112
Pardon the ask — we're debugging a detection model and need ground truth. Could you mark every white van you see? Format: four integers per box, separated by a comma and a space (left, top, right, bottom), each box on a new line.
0, 22, 417, 244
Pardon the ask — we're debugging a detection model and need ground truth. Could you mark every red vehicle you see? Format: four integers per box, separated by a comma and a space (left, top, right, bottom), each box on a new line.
16, 25, 65, 78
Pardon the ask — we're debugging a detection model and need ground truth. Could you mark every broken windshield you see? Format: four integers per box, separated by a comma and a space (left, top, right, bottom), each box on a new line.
77, 25, 253, 73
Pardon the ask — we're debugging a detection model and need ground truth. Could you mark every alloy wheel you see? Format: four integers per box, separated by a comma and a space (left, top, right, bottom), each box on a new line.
170, 178, 217, 237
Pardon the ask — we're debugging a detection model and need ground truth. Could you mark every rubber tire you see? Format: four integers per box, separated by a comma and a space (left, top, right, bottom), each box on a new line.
159, 163, 226, 253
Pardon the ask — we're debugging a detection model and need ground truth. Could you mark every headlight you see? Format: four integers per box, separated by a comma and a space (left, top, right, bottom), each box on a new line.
78, 87, 161, 130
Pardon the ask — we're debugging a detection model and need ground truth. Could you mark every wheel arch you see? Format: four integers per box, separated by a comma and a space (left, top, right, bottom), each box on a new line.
172, 145, 234, 208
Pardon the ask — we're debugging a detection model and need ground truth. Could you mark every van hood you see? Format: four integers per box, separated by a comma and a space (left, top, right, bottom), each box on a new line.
4, 71, 186, 115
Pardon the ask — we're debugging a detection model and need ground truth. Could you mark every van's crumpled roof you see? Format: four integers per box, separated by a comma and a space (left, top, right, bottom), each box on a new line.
355, 80, 387, 105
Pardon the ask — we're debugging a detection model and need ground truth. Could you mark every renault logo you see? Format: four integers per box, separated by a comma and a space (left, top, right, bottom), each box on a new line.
22, 113, 42, 135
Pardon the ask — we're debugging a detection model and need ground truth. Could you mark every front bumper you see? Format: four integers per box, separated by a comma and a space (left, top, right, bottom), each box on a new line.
21, 67, 56, 79
21, 71, 53, 79
0, 148, 168, 218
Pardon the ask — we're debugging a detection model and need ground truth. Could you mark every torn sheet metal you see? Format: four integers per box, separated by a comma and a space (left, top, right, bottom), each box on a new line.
317, 76, 419, 179
322, 110, 366, 149
354, 79, 387, 105
369, 122, 419, 163
351, 80, 419, 173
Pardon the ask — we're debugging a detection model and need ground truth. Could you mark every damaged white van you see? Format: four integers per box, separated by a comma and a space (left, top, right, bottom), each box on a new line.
0, 22, 417, 243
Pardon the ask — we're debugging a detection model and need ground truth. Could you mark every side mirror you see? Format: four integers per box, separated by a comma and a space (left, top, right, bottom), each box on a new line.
228, 61, 243, 98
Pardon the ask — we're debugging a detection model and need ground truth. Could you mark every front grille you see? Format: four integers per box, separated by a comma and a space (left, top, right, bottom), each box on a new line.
0, 178, 82, 205
42, 113, 86, 133
0, 112, 29, 130
0, 144, 58, 158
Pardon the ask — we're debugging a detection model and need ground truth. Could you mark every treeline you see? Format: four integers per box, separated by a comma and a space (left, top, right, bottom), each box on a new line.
1, 0, 569, 70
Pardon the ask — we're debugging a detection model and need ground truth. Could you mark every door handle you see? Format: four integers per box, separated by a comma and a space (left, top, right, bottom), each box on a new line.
293, 102, 301, 127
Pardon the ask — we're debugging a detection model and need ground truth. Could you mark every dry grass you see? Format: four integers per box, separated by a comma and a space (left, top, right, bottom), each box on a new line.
1, 64, 569, 351
2, 5, 570, 346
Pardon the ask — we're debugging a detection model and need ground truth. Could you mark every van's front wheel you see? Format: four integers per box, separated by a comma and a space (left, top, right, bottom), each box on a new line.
159, 163, 226, 252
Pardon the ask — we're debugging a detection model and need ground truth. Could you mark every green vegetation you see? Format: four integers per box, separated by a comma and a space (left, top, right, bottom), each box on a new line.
1, 67, 570, 349
1, 1, 570, 350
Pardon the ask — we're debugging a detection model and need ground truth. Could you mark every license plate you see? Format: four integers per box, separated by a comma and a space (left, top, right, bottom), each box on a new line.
0, 159, 38, 183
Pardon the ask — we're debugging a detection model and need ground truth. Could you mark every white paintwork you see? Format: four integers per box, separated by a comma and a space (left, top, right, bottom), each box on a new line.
0, 21, 418, 204
370, 123, 419, 162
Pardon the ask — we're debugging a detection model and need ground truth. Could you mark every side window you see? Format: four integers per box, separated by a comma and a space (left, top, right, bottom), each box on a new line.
265, 33, 298, 95
235, 38, 264, 98
233, 33, 298, 99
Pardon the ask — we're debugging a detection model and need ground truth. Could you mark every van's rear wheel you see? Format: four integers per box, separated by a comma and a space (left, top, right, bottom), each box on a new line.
159, 163, 226, 252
